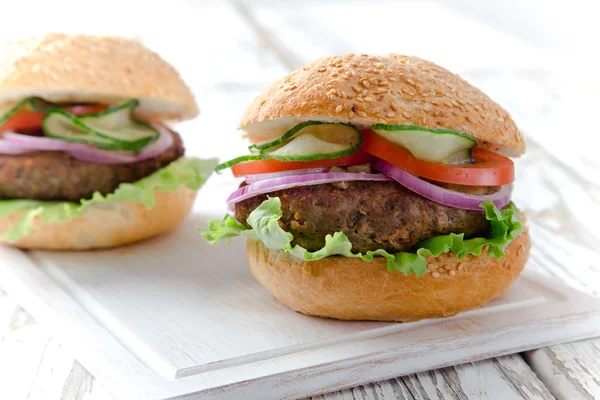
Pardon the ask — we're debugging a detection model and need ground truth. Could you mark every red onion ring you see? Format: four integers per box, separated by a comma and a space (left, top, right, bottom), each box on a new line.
0, 140, 35, 155
373, 159, 511, 210
245, 168, 329, 184
227, 172, 393, 210
1, 124, 173, 164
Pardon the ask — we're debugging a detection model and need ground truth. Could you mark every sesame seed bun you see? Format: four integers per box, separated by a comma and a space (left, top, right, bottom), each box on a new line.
247, 226, 530, 322
0, 186, 196, 250
0, 33, 198, 121
240, 54, 525, 157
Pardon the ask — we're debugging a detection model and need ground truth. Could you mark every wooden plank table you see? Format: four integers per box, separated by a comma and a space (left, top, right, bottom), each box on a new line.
1, 0, 599, 398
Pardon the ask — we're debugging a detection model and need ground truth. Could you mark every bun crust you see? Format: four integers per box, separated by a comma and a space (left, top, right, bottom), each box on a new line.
247, 228, 530, 322
0, 186, 196, 250
0, 33, 198, 121
241, 54, 525, 157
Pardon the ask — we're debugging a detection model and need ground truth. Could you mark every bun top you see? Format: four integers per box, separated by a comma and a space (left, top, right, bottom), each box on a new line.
240, 54, 525, 156
0, 33, 198, 122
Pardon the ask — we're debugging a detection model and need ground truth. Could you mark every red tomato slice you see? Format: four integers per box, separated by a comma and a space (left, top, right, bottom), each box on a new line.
231, 151, 374, 177
361, 129, 514, 186
0, 105, 107, 134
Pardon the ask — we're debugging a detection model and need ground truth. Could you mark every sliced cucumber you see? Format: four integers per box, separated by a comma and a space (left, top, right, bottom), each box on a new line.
372, 124, 476, 164
264, 123, 362, 161
43, 100, 158, 152
42, 110, 124, 150
215, 155, 262, 172
0, 97, 58, 125
265, 133, 349, 160
249, 121, 361, 153
76, 100, 157, 150
216, 122, 363, 172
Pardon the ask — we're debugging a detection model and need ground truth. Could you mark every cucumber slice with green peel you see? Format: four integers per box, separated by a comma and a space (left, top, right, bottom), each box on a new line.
42, 110, 125, 150
216, 123, 363, 172
0, 97, 59, 125
215, 155, 262, 172
76, 100, 158, 150
264, 123, 362, 161
43, 100, 158, 152
266, 133, 354, 161
249, 121, 361, 153
372, 124, 476, 164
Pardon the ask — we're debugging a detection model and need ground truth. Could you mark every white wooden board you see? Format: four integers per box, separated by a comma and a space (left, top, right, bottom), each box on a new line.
1, 182, 600, 400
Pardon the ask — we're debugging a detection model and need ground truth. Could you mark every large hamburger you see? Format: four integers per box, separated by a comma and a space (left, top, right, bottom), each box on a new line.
202, 54, 529, 322
0, 34, 216, 250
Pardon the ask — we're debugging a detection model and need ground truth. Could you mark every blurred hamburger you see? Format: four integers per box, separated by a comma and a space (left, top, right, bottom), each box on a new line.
202, 54, 529, 322
0, 33, 216, 250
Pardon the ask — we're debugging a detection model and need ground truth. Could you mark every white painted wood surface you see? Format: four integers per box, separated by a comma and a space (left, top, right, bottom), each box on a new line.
3, 203, 600, 399
1, 0, 599, 399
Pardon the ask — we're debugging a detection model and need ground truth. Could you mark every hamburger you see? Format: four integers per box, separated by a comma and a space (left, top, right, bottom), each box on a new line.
0, 33, 216, 250
201, 54, 529, 322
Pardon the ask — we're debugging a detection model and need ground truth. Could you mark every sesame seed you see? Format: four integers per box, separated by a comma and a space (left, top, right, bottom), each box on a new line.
456, 98, 466, 106
364, 97, 373, 102
444, 101, 454, 108
466, 115, 474, 123
517, 245, 524, 256
496, 117, 505, 122
357, 111, 367, 118
356, 97, 364, 102
331, 73, 339, 78
361, 80, 370, 88
373, 107, 381, 113
402, 87, 414, 95
483, 103, 489, 110
386, 112, 396, 118
351, 84, 361, 93
329, 94, 337, 101
402, 111, 412, 119
432, 272, 440, 278
406, 78, 416, 86
438, 268, 445, 273
433, 110, 441, 117
389, 77, 397, 82
340, 90, 348, 99
337, 68, 344, 73
449, 270, 456, 276
335, 104, 343, 113
318, 67, 326, 72
390, 104, 399, 111
347, 111, 355, 118
431, 100, 440, 106
362, 89, 368, 95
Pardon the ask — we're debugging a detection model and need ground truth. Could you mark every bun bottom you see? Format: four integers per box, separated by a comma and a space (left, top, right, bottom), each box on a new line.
247, 229, 530, 322
0, 186, 196, 250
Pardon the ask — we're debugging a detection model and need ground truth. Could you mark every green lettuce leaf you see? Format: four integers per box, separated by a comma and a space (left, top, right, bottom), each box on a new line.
198, 197, 524, 276
0, 157, 218, 242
